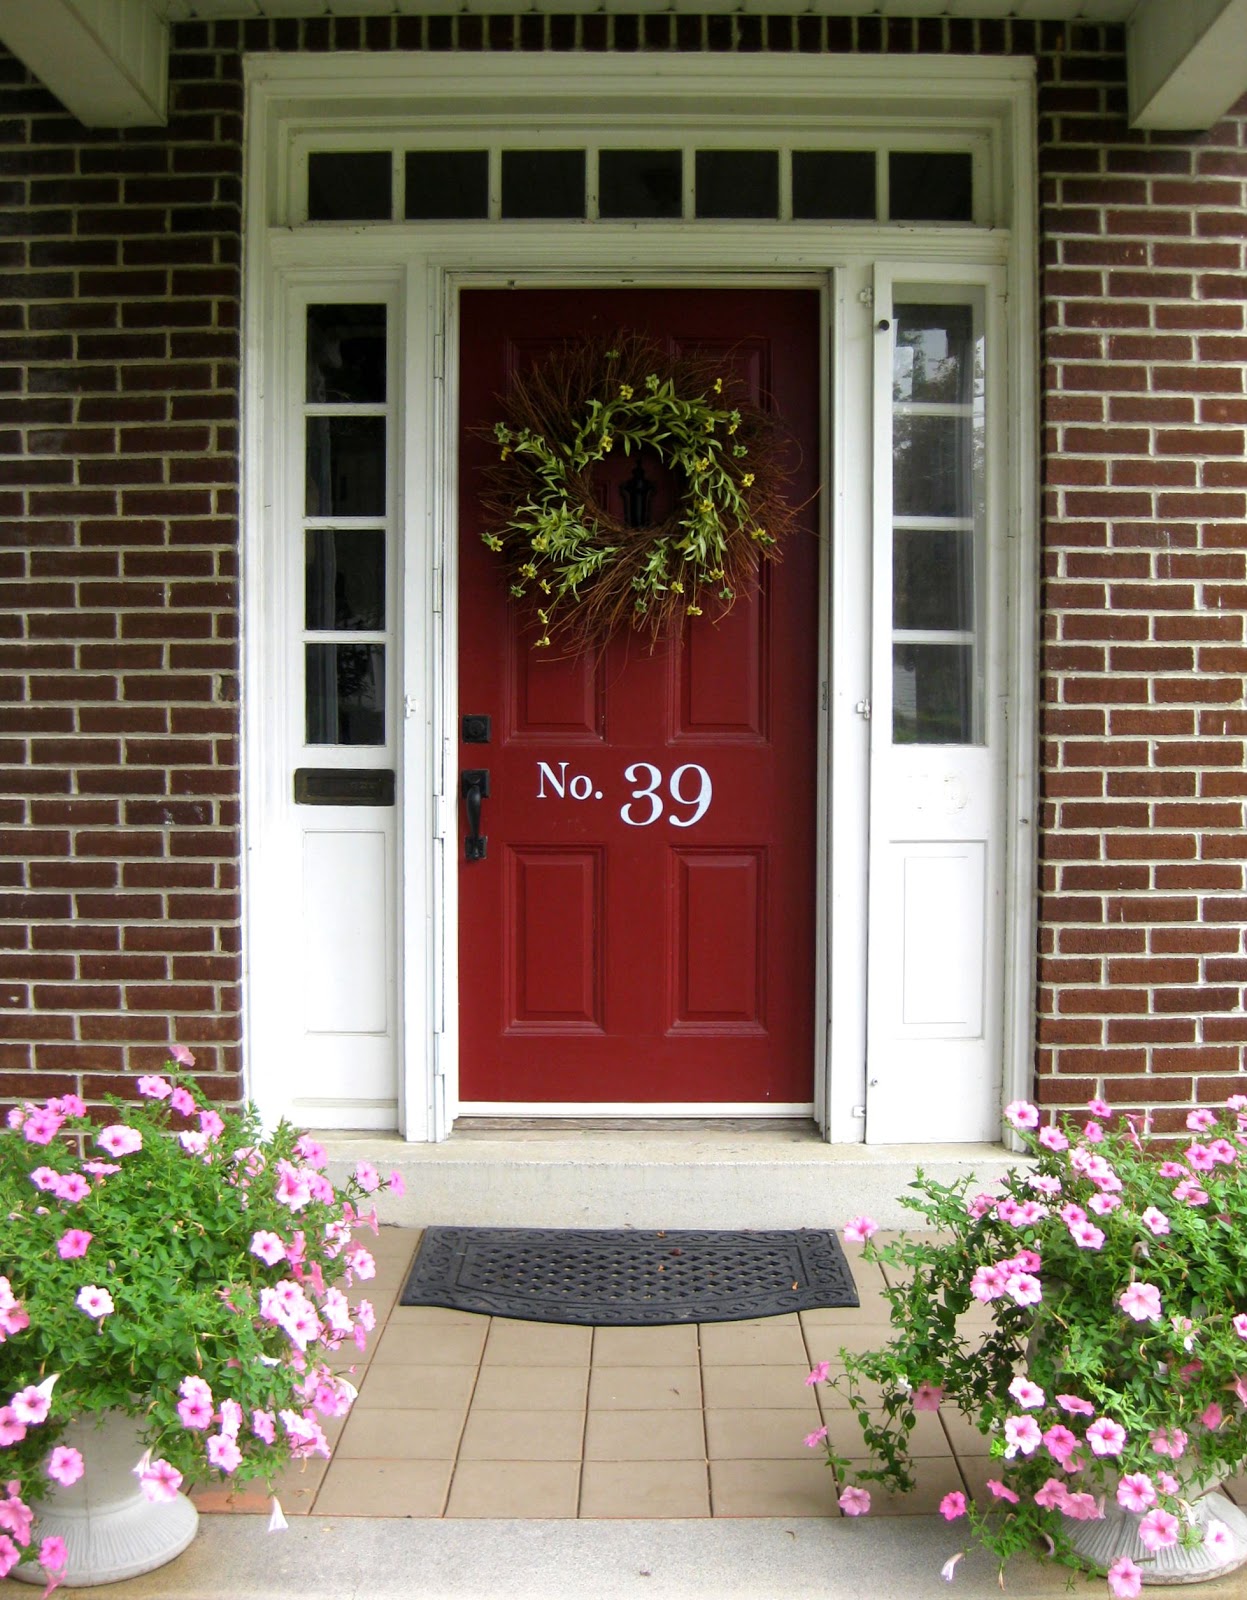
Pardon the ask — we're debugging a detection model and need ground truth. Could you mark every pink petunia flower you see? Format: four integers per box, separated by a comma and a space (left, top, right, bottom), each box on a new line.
45, 1447, 84, 1489
96, 1125, 142, 1158
1208, 1138, 1238, 1166
912, 1383, 944, 1412
207, 1434, 242, 1474
346, 1247, 376, 1281
12, 1384, 53, 1425
169, 1086, 196, 1117
75, 1285, 114, 1319
1034, 1478, 1068, 1510
29, 1167, 60, 1192
354, 1162, 381, 1193
0, 1408, 26, 1448
1086, 1418, 1127, 1457
838, 1485, 871, 1516
985, 1479, 1019, 1504
1043, 1424, 1079, 1464
199, 1110, 225, 1142
939, 1491, 967, 1521
843, 1216, 878, 1244
0, 1537, 21, 1581
1156, 1470, 1180, 1495
1009, 1376, 1045, 1410
1004, 1416, 1042, 1457
1069, 1221, 1105, 1251
1119, 1282, 1162, 1322
1150, 1426, 1187, 1460
1004, 1100, 1039, 1130
1138, 1508, 1180, 1552
22, 1108, 64, 1146
1088, 1193, 1121, 1216
250, 1231, 286, 1266
1037, 1125, 1068, 1152
1056, 1394, 1095, 1417
252, 1409, 277, 1444
168, 1044, 196, 1068
56, 1230, 92, 1260
1174, 1178, 1209, 1206
52, 1172, 90, 1204
136, 1075, 171, 1099
1116, 1473, 1156, 1513
1141, 1206, 1170, 1236
1233, 1313, 1247, 1339
38, 1533, 68, 1580
1202, 1401, 1224, 1431
1082, 1120, 1104, 1143
136, 1457, 183, 1503
388, 1170, 406, 1196
1159, 1161, 1186, 1179
804, 1425, 828, 1448
1206, 1520, 1233, 1556
806, 1361, 831, 1386
1088, 1098, 1112, 1118
1186, 1108, 1217, 1132
1107, 1556, 1142, 1598
1060, 1492, 1103, 1521
1006, 1272, 1042, 1307
970, 1264, 1008, 1302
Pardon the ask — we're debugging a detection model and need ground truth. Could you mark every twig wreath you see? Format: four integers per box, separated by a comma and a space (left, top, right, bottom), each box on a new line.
480, 332, 801, 653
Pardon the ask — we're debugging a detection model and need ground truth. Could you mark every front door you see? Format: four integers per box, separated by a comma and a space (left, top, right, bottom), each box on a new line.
457, 288, 820, 1107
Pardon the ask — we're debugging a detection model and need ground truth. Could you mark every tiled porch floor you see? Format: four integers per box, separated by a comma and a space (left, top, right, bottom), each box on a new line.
195, 1227, 1245, 1523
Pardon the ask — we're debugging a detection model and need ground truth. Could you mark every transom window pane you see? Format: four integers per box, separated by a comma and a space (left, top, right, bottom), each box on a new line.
405, 150, 489, 220
695, 150, 778, 219
501, 150, 585, 219
599, 150, 683, 219
792, 151, 876, 220
889, 152, 973, 223
308, 152, 392, 222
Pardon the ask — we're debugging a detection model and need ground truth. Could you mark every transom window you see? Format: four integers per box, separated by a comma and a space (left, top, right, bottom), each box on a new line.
302, 143, 980, 225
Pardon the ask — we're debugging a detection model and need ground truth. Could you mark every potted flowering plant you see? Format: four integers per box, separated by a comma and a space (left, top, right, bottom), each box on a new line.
0, 1050, 401, 1592
809, 1093, 1247, 1598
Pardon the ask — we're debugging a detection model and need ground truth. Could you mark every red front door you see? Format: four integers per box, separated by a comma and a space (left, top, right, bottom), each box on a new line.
457, 288, 819, 1105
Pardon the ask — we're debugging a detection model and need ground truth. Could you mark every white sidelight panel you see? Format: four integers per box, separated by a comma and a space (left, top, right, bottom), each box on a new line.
303, 829, 389, 1035
898, 842, 986, 1031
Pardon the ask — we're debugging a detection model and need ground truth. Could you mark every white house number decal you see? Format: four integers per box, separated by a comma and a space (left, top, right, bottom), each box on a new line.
536, 760, 712, 827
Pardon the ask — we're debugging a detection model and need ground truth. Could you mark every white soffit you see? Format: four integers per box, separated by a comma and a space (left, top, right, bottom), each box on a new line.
0, 0, 168, 126
1128, 0, 1247, 128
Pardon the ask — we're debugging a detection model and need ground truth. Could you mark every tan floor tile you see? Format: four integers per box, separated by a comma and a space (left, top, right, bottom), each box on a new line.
584, 1409, 706, 1462
839, 1458, 965, 1516
806, 1321, 895, 1356
580, 1460, 710, 1518
592, 1325, 700, 1367
705, 1407, 825, 1461
710, 1458, 833, 1517
700, 1364, 820, 1413
699, 1319, 809, 1366
589, 1365, 702, 1410
470, 1363, 590, 1411
369, 1320, 489, 1366
941, 1408, 993, 1458
385, 1304, 491, 1327
314, 1457, 452, 1517
800, 1299, 894, 1329
458, 1408, 586, 1461
354, 1363, 477, 1411
482, 1319, 592, 1367
335, 1406, 465, 1460
445, 1460, 580, 1518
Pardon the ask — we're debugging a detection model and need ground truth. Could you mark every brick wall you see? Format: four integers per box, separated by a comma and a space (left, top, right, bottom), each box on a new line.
1038, 57, 1247, 1128
1, 15, 1244, 1121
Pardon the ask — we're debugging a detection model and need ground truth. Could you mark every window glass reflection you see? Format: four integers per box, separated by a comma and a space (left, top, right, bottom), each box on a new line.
306, 644, 385, 746
306, 305, 386, 404
893, 642, 973, 745
305, 529, 385, 632
306, 416, 386, 517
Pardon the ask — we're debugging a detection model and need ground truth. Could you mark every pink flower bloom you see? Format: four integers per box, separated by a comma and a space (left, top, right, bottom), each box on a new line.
136, 1458, 183, 1503
1156, 1471, 1180, 1495
45, 1448, 84, 1489
1009, 1377, 1045, 1410
912, 1383, 943, 1412
136, 1075, 171, 1099
0, 1409, 26, 1448
1013, 1248, 1042, 1274
1056, 1394, 1095, 1417
1227, 1094, 1247, 1110
1159, 1161, 1186, 1179
1116, 1474, 1156, 1513
1083, 1120, 1104, 1143
1107, 1556, 1142, 1598
1034, 1478, 1068, 1510
252, 1410, 276, 1444
23, 1108, 64, 1146
388, 1170, 406, 1196
1201, 1401, 1224, 1430
966, 1191, 996, 1219
1138, 1508, 1180, 1552
1150, 1427, 1188, 1460
843, 1215, 878, 1244
1006, 1272, 1042, 1307
178, 1130, 208, 1156
1028, 1173, 1062, 1197
38, 1533, 68, 1578
1004, 1100, 1039, 1130
1187, 1108, 1217, 1132
1070, 1221, 1105, 1251
0, 1303, 28, 1340
1088, 1097, 1112, 1117
168, 1044, 195, 1067
1186, 1142, 1216, 1173
1174, 1178, 1209, 1206
346, 1247, 376, 1281
96, 1125, 141, 1157
804, 1426, 828, 1448
970, 1265, 1007, 1302
1206, 1520, 1233, 1555
1059, 1203, 1087, 1227
177, 1393, 214, 1430
1060, 1492, 1103, 1522
169, 1086, 196, 1117
354, 1162, 381, 1193
75, 1285, 114, 1319
12, 1385, 52, 1425
52, 1172, 89, 1203
1233, 1313, 1247, 1339
274, 1162, 312, 1213
80, 1161, 118, 1177
1087, 1418, 1127, 1457
985, 1479, 1019, 1504
1004, 1416, 1042, 1457
1037, 1125, 1068, 1152
1142, 1206, 1170, 1236
1043, 1425, 1079, 1464
939, 1491, 967, 1521
0, 1537, 19, 1582
250, 1231, 286, 1266
199, 1110, 225, 1142
1119, 1282, 1162, 1322
1208, 1138, 1238, 1166
294, 1135, 327, 1167
56, 1229, 91, 1260
29, 1167, 60, 1192
805, 1362, 831, 1386
838, 1485, 871, 1516
206, 1434, 242, 1474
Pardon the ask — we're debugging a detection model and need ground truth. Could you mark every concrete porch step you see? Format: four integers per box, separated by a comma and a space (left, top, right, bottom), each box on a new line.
323, 1125, 1025, 1229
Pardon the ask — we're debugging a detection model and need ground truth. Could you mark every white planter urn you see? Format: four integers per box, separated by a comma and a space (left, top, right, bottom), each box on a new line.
12, 1411, 198, 1589
1065, 1481, 1247, 1587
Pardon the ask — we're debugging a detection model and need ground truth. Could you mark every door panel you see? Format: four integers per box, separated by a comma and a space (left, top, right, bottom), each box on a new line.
457, 288, 819, 1105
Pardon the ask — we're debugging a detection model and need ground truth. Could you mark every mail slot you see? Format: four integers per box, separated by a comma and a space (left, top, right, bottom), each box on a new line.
294, 768, 395, 807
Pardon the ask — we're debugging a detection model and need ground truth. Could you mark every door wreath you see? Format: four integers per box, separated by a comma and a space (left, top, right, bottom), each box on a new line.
479, 332, 801, 653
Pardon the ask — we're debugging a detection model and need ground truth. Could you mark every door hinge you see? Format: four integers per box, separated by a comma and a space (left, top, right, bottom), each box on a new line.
820, 680, 828, 713
433, 1031, 446, 1079
432, 792, 445, 840
433, 332, 445, 381
431, 565, 443, 615
854, 699, 871, 721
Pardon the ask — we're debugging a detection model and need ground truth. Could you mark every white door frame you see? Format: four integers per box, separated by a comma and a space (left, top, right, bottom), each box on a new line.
241, 53, 1039, 1144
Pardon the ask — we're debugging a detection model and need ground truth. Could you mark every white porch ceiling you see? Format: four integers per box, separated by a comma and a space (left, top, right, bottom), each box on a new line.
1, 0, 1246, 133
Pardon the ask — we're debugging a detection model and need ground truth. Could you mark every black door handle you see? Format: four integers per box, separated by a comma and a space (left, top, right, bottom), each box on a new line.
461, 768, 489, 861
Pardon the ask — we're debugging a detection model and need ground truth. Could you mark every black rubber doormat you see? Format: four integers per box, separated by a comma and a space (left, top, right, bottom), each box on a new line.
399, 1227, 858, 1326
